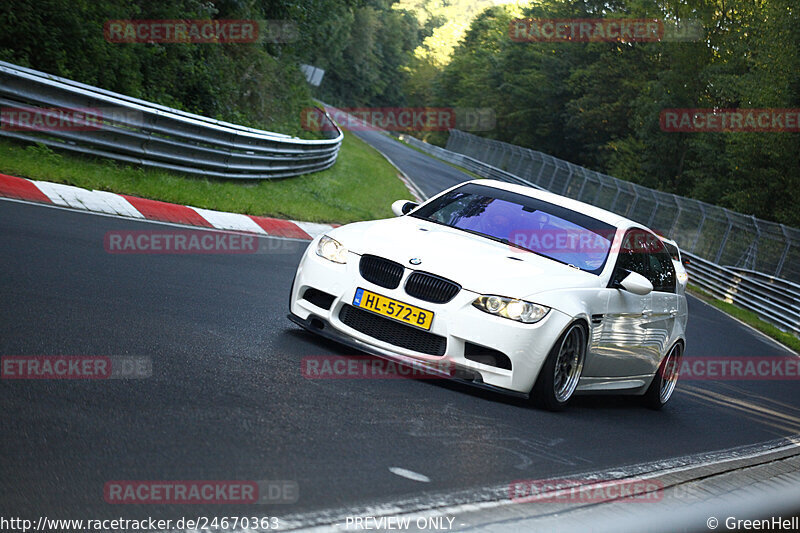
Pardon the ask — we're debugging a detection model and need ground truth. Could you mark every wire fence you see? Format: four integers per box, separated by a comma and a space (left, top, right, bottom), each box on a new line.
445, 129, 800, 284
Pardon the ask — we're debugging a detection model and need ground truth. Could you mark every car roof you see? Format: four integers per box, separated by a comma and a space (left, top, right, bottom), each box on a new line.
466, 179, 637, 229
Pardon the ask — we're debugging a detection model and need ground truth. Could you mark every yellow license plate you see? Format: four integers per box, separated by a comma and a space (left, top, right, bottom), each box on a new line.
353, 288, 434, 330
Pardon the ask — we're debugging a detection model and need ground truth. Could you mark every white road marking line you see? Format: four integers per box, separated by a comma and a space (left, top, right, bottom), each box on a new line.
389, 467, 431, 483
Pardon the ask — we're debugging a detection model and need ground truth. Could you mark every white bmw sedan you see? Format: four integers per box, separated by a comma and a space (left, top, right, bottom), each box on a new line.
289, 180, 688, 410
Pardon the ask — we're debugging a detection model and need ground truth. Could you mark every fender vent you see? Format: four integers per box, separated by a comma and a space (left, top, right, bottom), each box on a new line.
302, 288, 335, 310
464, 343, 512, 371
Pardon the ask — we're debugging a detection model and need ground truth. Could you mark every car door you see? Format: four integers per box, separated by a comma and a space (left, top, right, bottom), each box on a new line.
584, 228, 654, 378
644, 239, 679, 364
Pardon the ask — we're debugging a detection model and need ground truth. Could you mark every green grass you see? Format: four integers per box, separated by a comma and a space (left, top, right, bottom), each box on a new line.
0, 134, 413, 224
687, 284, 800, 353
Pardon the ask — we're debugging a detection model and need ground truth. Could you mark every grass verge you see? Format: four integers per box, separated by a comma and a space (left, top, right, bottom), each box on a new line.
688, 284, 800, 353
0, 133, 412, 224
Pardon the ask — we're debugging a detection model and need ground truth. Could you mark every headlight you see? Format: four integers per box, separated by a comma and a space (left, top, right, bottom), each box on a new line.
472, 295, 549, 323
677, 271, 689, 284
316, 235, 347, 264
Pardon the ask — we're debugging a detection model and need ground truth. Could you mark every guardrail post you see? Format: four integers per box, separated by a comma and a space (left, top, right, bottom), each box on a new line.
668, 194, 682, 237
592, 180, 606, 206
534, 153, 548, 186
690, 205, 707, 253
714, 213, 733, 264
577, 172, 590, 201
647, 194, 659, 227
609, 183, 623, 213
627, 188, 640, 218
562, 164, 574, 196
775, 225, 792, 278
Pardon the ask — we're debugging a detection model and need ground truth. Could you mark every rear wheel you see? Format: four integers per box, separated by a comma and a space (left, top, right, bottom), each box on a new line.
532, 322, 587, 411
642, 342, 683, 410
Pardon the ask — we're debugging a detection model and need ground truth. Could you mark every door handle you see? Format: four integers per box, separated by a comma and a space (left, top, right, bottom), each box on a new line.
642, 309, 652, 318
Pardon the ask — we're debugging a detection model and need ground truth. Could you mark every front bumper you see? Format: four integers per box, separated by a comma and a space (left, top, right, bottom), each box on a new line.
288, 243, 574, 395
287, 312, 529, 399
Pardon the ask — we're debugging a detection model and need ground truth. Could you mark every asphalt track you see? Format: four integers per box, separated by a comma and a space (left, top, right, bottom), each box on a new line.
350, 130, 470, 198
1, 132, 799, 525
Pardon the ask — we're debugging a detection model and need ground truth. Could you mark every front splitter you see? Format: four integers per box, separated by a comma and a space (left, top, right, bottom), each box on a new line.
287, 312, 530, 400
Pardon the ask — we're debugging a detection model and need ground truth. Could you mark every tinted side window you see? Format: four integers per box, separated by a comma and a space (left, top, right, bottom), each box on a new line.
648, 250, 676, 293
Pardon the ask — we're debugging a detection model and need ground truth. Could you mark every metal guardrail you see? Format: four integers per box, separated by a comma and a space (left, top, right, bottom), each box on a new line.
685, 252, 799, 335
396, 133, 799, 337
727, 267, 800, 302
395, 133, 543, 190
0, 61, 342, 179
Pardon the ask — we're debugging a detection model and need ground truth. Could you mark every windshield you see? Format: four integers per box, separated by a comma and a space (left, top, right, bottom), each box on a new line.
412, 183, 617, 274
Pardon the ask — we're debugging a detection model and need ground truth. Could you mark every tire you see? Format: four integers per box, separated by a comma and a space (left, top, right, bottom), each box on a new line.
642, 342, 683, 410
532, 322, 587, 411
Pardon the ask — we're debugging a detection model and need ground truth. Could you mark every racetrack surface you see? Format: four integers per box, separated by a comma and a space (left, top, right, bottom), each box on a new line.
1, 133, 798, 523
349, 130, 472, 199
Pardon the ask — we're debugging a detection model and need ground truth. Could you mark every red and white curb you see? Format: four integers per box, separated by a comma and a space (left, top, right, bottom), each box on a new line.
0, 173, 336, 240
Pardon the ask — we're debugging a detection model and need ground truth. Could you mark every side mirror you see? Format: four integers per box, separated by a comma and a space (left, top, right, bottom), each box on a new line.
682, 257, 691, 266
617, 271, 653, 295
391, 200, 418, 217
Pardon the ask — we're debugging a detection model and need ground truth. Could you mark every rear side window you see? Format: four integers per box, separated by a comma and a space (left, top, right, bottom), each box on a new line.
647, 249, 677, 293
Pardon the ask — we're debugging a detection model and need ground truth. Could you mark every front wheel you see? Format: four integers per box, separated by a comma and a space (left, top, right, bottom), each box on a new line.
532, 322, 587, 411
642, 342, 683, 410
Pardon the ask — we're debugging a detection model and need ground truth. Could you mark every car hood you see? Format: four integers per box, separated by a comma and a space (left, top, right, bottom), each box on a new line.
332, 216, 604, 298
